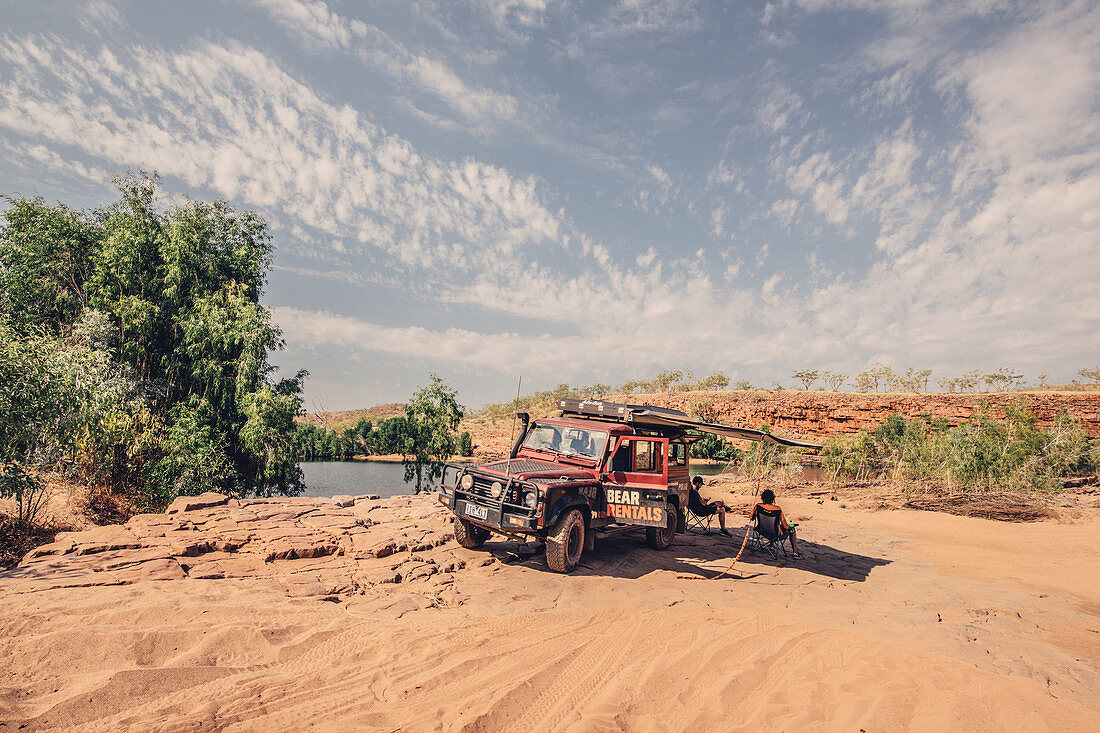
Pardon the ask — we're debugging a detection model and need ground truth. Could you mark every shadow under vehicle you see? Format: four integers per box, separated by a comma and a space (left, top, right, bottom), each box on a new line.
439, 399, 821, 572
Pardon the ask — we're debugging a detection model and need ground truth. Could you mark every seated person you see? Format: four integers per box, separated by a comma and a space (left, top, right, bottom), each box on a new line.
688, 476, 731, 536
567, 432, 591, 455
750, 489, 803, 559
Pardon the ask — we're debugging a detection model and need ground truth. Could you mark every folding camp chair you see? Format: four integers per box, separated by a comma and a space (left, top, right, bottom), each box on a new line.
685, 505, 716, 534
746, 507, 796, 560
685, 490, 720, 534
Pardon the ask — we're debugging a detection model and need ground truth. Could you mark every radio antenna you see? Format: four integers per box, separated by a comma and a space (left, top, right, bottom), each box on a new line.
506, 375, 523, 473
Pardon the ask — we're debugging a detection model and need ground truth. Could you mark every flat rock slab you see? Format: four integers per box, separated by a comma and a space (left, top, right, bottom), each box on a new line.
166, 492, 230, 514
3, 493, 460, 598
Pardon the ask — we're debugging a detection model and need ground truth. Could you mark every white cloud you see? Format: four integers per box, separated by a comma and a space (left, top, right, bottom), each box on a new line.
647, 164, 672, 187
251, 0, 522, 130
756, 83, 807, 133
250, 0, 355, 51
474, 0, 551, 32
706, 160, 740, 189
2, 1, 1098, 403
0, 35, 563, 280
769, 198, 799, 227
710, 204, 726, 236
771, 0, 1100, 374
79, 1, 123, 34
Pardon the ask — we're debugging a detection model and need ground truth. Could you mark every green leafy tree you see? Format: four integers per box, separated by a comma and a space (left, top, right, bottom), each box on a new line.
689, 433, 741, 462
854, 370, 876, 393
821, 370, 847, 391
0, 197, 100, 334
581, 383, 612, 398
402, 375, 465, 492
0, 173, 304, 511
892, 367, 933, 393
1077, 367, 1100, 384
855, 363, 896, 393
651, 369, 683, 392
958, 369, 983, 392
352, 419, 374, 454
689, 400, 717, 422
791, 369, 820, 390
374, 416, 410, 455
238, 380, 305, 497
984, 368, 1023, 392
701, 370, 730, 391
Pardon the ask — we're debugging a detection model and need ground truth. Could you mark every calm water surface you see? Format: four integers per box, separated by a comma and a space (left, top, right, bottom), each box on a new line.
298, 460, 778, 498
298, 461, 418, 499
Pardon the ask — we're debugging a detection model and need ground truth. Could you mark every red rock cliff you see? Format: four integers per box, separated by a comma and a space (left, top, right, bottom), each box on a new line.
615, 391, 1100, 440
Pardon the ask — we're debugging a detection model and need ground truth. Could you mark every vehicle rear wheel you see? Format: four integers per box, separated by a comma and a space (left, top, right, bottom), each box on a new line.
646, 503, 677, 550
454, 516, 491, 548
546, 508, 585, 572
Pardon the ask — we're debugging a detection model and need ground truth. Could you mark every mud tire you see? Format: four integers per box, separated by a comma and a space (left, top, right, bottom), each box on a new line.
454, 516, 490, 548
646, 502, 677, 550
546, 508, 585, 573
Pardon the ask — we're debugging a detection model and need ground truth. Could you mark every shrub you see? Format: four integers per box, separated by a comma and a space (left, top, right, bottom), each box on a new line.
689, 432, 742, 463
0, 462, 46, 524
821, 431, 879, 483
820, 405, 1096, 492
457, 431, 474, 457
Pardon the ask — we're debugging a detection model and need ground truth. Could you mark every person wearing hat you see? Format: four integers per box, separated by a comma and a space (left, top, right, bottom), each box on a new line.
688, 476, 731, 536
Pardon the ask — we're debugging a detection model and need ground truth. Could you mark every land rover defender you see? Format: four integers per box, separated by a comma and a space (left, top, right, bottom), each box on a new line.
438, 399, 820, 572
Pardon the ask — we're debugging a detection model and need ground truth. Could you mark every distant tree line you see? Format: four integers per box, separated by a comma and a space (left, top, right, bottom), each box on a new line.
295, 375, 473, 492
477, 364, 1100, 422
789, 365, 1100, 394
294, 417, 474, 463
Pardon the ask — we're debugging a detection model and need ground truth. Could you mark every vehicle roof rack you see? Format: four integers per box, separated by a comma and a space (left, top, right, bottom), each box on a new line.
558, 399, 822, 451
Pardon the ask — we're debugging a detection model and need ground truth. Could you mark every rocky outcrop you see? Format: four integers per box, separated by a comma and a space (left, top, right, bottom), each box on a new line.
4, 493, 466, 597
623, 391, 1100, 440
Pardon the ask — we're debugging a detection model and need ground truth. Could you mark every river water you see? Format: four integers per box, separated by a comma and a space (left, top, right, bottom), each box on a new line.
297, 460, 750, 498
299, 461, 418, 499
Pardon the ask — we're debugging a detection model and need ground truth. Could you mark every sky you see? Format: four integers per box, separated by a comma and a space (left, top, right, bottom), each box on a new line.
1, 0, 1097, 410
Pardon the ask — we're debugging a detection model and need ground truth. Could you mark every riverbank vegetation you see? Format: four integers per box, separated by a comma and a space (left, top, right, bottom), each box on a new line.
1, 174, 304, 529
293, 414, 474, 464
292, 377, 473, 493
818, 405, 1097, 492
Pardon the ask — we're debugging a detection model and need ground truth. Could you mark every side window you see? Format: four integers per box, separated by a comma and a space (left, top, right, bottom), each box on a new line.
632, 441, 661, 473
611, 440, 632, 472
671, 442, 687, 466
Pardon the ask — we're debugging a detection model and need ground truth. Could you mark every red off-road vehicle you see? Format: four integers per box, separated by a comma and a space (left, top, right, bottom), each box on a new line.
439, 399, 819, 572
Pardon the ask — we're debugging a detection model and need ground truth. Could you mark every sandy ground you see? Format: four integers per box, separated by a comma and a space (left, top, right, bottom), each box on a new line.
1, 489, 1098, 732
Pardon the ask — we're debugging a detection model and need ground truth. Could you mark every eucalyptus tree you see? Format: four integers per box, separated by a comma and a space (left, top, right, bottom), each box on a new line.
0, 172, 305, 508
0, 196, 101, 333
402, 375, 465, 492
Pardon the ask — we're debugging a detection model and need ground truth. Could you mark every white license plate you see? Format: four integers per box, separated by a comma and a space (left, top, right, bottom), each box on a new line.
465, 503, 488, 520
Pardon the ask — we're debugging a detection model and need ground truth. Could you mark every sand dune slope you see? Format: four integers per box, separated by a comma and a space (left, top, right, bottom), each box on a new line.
1, 492, 1098, 731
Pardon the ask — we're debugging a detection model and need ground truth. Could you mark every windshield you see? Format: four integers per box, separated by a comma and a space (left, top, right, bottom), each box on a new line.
522, 423, 609, 460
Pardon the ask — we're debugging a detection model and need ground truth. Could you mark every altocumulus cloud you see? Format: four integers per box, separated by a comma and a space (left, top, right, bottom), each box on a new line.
0, 0, 1097, 406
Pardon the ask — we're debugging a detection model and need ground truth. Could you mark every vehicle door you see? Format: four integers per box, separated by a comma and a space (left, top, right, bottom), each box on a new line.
603, 436, 669, 527
668, 440, 691, 506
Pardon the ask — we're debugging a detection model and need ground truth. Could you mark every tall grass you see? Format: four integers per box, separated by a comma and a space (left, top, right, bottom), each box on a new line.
820, 404, 1097, 493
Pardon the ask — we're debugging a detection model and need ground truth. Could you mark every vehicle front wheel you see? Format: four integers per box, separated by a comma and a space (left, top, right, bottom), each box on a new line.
454, 516, 491, 548
546, 508, 585, 572
646, 503, 677, 550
